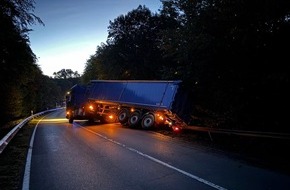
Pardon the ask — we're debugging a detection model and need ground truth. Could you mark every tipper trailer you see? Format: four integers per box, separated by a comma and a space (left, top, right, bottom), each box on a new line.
65, 80, 192, 131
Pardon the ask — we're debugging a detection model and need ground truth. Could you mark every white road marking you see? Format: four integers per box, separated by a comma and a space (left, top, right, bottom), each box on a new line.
22, 118, 228, 190
81, 126, 228, 190
22, 119, 42, 190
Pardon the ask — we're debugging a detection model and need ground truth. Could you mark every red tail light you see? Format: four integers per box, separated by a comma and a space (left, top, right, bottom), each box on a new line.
172, 125, 181, 132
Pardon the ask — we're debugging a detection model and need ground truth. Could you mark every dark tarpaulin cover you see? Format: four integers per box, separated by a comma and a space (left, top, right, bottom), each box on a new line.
87, 80, 182, 109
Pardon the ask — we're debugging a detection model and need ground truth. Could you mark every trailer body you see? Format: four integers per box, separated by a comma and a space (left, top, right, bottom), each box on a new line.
66, 80, 191, 131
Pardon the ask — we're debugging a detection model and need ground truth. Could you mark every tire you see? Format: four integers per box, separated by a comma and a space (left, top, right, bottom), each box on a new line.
88, 118, 94, 124
128, 111, 141, 127
141, 114, 155, 129
69, 117, 73, 124
118, 109, 129, 125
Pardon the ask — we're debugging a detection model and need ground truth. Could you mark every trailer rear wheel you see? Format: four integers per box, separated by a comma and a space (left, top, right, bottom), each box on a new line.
69, 117, 73, 124
141, 114, 155, 129
128, 111, 141, 127
88, 118, 94, 124
118, 109, 129, 125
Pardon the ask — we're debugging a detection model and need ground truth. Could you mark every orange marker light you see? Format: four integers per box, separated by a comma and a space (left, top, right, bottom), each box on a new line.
89, 105, 94, 110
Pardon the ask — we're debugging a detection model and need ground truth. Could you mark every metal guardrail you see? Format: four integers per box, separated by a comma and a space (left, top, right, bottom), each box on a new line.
1, 107, 289, 154
185, 125, 290, 140
0, 108, 63, 154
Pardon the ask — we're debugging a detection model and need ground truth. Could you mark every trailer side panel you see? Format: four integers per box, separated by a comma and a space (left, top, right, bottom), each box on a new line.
87, 80, 181, 109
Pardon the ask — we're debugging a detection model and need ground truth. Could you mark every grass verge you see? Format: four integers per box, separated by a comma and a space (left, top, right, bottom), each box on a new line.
0, 121, 35, 190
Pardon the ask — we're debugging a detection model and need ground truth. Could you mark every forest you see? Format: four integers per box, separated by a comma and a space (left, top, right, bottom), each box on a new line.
1, 0, 289, 133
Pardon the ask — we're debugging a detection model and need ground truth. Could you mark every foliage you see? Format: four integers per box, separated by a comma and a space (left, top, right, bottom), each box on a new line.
82, 0, 290, 132
83, 5, 165, 82
0, 0, 77, 126
53, 69, 81, 79
0, 0, 44, 38
1, 0, 39, 123
1, 0, 289, 133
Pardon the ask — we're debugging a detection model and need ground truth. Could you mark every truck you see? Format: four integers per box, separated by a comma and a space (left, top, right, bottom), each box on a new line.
65, 80, 192, 132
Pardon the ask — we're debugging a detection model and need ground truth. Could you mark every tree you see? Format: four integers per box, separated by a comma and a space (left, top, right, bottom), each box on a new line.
158, 0, 290, 131
104, 5, 164, 79
0, 0, 83, 126
82, 0, 290, 132
0, 0, 45, 124
53, 69, 81, 79
0, 0, 44, 31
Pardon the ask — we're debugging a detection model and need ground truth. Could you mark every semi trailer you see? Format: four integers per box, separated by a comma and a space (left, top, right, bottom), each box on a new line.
65, 80, 192, 131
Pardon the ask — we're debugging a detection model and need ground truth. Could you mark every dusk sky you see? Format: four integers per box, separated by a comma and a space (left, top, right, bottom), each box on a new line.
29, 0, 163, 77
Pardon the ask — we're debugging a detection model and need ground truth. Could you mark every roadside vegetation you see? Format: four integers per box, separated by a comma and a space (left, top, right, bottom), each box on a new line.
1, 1, 290, 188
82, 0, 290, 133
1, 1, 290, 138
0, 0, 81, 130
0, 121, 35, 189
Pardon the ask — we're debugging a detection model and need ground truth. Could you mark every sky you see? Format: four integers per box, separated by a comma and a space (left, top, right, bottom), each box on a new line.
29, 0, 163, 77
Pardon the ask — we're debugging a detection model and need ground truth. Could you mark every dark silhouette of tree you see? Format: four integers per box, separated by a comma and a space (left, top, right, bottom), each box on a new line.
82, 0, 290, 132
0, 0, 59, 125
53, 69, 81, 79
157, 0, 290, 131
0, 1, 86, 128
85, 5, 165, 80
111, 5, 166, 79
0, 0, 44, 38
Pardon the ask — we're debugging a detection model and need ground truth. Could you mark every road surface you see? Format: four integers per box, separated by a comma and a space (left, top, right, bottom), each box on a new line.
23, 109, 290, 190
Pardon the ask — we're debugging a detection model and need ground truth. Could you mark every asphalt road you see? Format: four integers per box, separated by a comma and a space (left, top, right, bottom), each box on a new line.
23, 109, 290, 190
